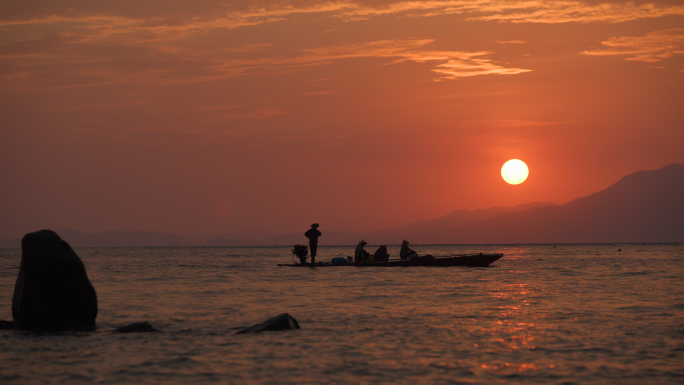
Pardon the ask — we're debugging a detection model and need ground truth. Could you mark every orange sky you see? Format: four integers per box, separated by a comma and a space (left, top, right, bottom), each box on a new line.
1, 0, 683, 238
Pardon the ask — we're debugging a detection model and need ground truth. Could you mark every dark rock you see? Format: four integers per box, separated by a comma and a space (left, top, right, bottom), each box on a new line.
236, 313, 300, 334
12, 230, 98, 331
0, 320, 15, 330
114, 321, 159, 333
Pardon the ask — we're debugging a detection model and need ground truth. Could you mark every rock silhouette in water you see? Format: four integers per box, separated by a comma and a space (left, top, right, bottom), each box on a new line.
12, 230, 98, 331
114, 321, 159, 333
236, 313, 300, 334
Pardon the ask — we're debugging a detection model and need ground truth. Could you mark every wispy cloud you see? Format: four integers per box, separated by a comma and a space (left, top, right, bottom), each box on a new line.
293, 39, 531, 80
469, 1, 684, 24
581, 29, 684, 62
432, 53, 531, 79
2, 1, 683, 38
325, 0, 684, 24
0, 37, 530, 88
495, 40, 526, 44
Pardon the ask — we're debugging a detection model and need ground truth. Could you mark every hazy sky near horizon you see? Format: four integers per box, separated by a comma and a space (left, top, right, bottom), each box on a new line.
1, 0, 683, 238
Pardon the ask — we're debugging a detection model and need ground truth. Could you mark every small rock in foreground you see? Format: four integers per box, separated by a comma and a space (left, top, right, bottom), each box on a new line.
236, 313, 300, 334
114, 322, 159, 333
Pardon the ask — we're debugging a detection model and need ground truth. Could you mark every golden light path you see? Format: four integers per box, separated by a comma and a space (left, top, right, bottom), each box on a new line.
501, 159, 529, 185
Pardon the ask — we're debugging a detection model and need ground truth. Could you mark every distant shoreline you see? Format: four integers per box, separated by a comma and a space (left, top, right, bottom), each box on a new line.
2, 242, 682, 250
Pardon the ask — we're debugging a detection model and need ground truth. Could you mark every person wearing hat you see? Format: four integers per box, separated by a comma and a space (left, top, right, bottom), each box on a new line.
355, 239, 369, 263
400, 239, 417, 261
304, 223, 322, 265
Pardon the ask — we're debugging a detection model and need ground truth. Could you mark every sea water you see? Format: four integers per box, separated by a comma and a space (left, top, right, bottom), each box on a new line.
0, 244, 682, 384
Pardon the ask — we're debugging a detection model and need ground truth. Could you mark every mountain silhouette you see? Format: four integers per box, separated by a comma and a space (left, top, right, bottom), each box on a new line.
432, 163, 684, 243
363, 202, 557, 243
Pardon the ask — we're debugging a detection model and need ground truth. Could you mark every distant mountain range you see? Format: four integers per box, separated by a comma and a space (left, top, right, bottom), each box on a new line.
440, 163, 684, 244
1, 164, 682, 247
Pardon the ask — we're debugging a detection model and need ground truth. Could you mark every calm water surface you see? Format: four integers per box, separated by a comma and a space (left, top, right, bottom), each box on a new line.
0, 244, 682, 384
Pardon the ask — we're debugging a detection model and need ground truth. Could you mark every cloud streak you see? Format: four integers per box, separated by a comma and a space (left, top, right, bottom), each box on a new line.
0, 37, 530, 89
581, 29, 684, 62
495, 40, 526, 44
2, 1, 684, 37
279, 39, 532, 80
469, 1, 684, 24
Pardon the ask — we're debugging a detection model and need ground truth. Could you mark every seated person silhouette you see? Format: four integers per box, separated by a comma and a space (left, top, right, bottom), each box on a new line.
373, 245, 389, 263
354, 240, 370, 263
400, 240, 418, 261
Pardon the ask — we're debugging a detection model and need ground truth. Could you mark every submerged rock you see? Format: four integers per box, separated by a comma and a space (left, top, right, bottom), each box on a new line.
236, 313, 300, 334
12, 230, 98, 331
114, 322, 159, 333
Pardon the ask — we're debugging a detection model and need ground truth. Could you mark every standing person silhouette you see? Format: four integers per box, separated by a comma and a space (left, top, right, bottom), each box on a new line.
304, 223, 322, 265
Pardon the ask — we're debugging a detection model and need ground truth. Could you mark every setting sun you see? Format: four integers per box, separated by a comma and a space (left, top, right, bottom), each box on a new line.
502, 159, 529, 185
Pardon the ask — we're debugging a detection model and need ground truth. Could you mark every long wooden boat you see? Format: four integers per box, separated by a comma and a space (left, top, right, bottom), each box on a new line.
277, 253, 503, 267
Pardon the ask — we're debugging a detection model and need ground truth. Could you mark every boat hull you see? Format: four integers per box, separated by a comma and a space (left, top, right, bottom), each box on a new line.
277, 253, 503, 268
